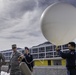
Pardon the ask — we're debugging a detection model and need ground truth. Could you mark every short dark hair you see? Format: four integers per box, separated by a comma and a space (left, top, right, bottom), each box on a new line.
25, 47, 29, 50
68, 42, 76, 48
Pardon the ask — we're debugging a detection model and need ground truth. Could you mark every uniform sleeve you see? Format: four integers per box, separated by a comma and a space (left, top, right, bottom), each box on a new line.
1, 53, 5, 65
7, 63, 11, 72
57, 50, 74, 59
17, 51, 24, 62
17, 52, 22, 57
7, 53, 12, 72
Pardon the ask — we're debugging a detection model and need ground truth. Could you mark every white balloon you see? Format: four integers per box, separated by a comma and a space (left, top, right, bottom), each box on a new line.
41, 2, 76, 45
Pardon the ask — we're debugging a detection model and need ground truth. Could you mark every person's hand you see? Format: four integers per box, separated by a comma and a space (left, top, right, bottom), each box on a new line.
18, 55, 24, 61
55, 46, 60, 51
20, 55, 25, 59
31, 67, 33, 72
7, 69, 9, 73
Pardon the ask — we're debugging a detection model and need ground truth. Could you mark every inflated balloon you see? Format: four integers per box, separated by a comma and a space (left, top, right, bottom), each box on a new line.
41, 2, 76, 45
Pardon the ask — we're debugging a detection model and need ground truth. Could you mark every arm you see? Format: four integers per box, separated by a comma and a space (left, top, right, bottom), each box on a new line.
1, 53, 5, 65
57, 50, 67, 58
55, 46, 74, 59
7, 53, 12, 73
17, 52, 24, 62
57, 50, 74, 59
31, 55, 34, 68
30, 55, 34, 72
7, 63, 11, 73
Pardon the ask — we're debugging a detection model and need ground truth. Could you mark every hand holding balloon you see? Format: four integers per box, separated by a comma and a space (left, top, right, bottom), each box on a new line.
55, 46, 60, 51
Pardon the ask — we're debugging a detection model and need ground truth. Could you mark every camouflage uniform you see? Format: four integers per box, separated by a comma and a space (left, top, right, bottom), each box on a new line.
9, 51, 22, 75
0, 53, 5, 74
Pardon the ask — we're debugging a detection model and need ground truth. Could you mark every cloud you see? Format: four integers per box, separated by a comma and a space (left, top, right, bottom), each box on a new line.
0, 0, 47, 50
0, 0, 76, 50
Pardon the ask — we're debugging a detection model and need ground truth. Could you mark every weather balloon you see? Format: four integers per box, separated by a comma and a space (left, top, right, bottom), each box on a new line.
41, 3, 76, 45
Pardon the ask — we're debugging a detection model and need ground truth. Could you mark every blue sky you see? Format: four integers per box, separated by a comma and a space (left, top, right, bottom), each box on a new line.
0, 0, 76, 50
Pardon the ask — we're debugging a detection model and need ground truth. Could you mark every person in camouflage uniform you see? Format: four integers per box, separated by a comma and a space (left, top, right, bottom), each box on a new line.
0, 52, 5, 74
7, 44, 23, 75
